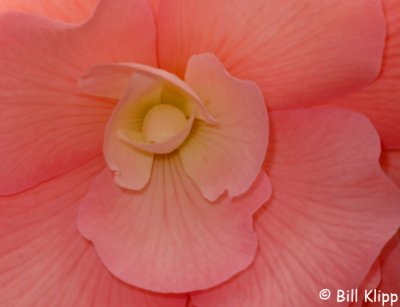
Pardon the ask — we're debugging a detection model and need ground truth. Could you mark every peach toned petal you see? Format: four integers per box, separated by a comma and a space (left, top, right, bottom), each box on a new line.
329, 0, 400, 148
104, 130, 154, 191
78, 154, 271, 293
0, 0, 98, 23
192, 109, 400, 307
381, 150, 400, 188
0, 0, 156, 195
103, 75, 158, 190
0, 158, 187, 307
157, 0, 385, 108
180, 54, 268, 201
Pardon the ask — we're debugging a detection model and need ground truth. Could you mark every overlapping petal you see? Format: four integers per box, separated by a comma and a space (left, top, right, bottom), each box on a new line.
375, 150, 400, 302
157, 0, 385, 108
78, 154, 271, 293
181, 54, 268, 201
358, 231, 400, 307
329, 0, 400, 148
0, 158, 187, 307
102, 74, 159, 190
80, 62, 214, 123
0, 0, 156, 195
0, 0, 97, 23
351, 261, 382, 307
191, 109, 400, 307
381, 150, 400, 187
378, 232, 400, 295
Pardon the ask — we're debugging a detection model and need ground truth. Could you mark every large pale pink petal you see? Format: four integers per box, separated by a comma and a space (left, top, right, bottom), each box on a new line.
78, 154, 271, 293
192, 109, 400, 307
157, 0, 385, 108
0, 0, 97, 23
0, 0, 156, 195
329, 0, 400, 148
0, 158, 187, 307
180, 54, 268, 201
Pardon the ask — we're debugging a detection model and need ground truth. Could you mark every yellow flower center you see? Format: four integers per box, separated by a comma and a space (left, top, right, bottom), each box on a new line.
142, 104, 187, 143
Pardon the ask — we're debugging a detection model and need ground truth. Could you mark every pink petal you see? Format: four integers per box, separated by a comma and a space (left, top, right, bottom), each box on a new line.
328, 0, 400, 148
80, 63, 215, 123
381, 150, 400, 188
180, 54, 268, 201
104, 127, 154, 191
378, 231, 400, 294
360, 232, 400, 307
0, 0, 156, 195
351, 261, 381, 307
0, 158, 187, 307
78, 154, 271, 293
149, 0, 159, 15
102, 74, 157, 190
0, 0, 97, 23
79, 64, 139, 100
157, 0, 385, 108
192, 108, 400, 307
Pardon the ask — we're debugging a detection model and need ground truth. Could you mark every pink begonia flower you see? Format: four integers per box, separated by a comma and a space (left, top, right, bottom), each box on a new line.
0, 1, 399, 307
